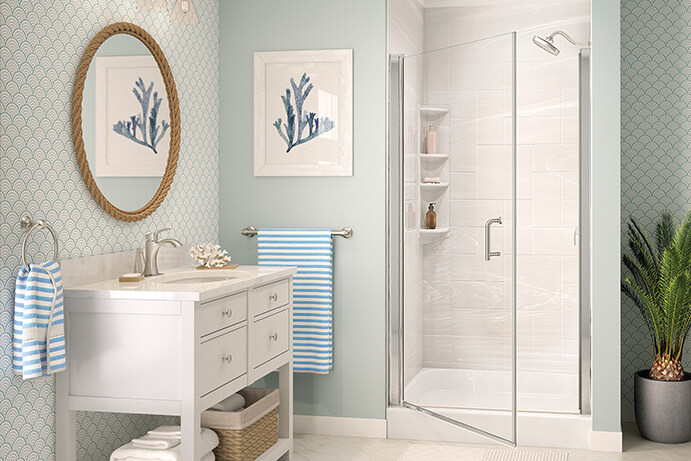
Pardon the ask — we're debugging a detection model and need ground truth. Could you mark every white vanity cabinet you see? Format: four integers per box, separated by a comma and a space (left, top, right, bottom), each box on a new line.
56, 266, 296, 461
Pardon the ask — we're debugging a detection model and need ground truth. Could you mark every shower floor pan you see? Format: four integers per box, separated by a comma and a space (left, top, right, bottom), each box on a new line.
405, 367, 579, 413
389, 368, 591, 449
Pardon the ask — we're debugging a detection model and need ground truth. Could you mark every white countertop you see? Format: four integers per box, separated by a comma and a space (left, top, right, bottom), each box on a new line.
64, 265, 297, 302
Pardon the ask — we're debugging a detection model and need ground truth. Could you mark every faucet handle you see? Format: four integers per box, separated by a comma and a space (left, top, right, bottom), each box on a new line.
134, 248, 145, 274
146, 227, 171, 243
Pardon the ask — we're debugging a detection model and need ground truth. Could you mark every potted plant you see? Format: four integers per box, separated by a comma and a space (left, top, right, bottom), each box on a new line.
622, 212, 691, 443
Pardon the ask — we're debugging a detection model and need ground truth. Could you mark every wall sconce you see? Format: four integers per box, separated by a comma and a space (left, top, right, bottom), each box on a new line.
170, 0, 199, 25
136, 0, 168, 11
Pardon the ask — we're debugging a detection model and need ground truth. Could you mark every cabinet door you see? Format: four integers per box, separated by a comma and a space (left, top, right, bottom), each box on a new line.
250, 309, 290, 369
198, 291, 248, 338
67, 298, 182, 401
199, 326, 248, 396
250, 279, 290, 317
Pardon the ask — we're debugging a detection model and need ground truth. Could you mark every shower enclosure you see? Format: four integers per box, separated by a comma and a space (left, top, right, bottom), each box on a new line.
388, 27, 591, 447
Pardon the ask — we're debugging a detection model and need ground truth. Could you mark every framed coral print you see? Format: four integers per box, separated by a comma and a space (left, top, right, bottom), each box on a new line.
94, 55, 170, 177
254, 49, 353, 176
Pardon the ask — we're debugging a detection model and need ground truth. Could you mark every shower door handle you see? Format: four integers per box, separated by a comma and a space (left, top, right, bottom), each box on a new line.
485, 217, 503, 261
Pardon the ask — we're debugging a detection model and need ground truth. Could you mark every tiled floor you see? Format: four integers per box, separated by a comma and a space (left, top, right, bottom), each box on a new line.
294, 424, 691, 460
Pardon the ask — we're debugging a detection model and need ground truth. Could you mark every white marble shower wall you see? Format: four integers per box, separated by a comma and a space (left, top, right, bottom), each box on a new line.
420, 1, 589, 392
421, 36, 514, 373
389, 0, 425, 387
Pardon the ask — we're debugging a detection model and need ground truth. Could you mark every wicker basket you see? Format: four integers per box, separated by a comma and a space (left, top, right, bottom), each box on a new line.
201, 388, 279, 461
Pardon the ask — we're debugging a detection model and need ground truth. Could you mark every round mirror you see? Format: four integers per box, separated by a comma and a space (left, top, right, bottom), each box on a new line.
73, 23, 180, 222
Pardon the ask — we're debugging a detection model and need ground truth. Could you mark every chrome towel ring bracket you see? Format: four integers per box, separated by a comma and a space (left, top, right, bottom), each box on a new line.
20, 215, 59, 271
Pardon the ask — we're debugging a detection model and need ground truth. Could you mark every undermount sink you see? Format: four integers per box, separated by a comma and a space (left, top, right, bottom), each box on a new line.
155, 270, 250, 285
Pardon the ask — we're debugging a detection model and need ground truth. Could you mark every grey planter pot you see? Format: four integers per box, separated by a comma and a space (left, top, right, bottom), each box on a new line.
635, 370, 691, 443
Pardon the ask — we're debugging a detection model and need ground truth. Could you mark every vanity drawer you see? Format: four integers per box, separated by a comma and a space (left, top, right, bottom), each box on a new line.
250, 279, 290, 317
199, 327, 247, 396
251, 308, 290, 369
199, 291, 247, 337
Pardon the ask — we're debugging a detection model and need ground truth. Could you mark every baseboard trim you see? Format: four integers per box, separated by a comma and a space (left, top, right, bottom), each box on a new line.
590, 430, 623, 452
294, 415, 387, 438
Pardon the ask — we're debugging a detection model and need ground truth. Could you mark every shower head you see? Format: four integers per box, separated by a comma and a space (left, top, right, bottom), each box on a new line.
532, 30, 589, 56
532, 35, 560, 56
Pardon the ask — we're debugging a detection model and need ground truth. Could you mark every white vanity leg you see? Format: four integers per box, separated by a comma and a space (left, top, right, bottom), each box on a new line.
279, 277, 294, 460
279, 277, 294, 461
181, 406, 202, 461
181, 302, 202, 460
278, 361, 293, 459
56, 371, 76, 461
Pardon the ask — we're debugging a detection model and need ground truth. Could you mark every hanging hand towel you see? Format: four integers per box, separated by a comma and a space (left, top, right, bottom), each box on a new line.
258, 229, 333, 374
13, 260, 66, 379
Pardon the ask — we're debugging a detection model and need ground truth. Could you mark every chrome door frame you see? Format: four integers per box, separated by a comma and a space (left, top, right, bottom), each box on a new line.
387, 53, 404, 407
579, 47, 592, 415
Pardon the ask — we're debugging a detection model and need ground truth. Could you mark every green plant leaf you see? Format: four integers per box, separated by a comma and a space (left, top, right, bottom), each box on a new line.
622, 212, 691, 372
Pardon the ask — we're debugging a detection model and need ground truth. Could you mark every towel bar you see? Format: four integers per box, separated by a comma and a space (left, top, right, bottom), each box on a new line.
241, 226, 353, 239
20, 215, 59, 270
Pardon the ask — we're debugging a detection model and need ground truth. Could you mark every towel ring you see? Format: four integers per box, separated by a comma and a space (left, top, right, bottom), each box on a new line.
21, 216, 59, 271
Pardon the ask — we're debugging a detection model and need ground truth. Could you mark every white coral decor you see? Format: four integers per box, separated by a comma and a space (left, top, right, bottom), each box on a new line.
189, 243, 232, 268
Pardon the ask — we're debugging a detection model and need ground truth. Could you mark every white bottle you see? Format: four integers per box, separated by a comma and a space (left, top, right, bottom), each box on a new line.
426, 125, 437, 154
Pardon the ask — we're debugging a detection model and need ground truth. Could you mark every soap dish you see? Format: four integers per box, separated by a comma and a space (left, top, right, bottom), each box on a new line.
119, 273, 145, 283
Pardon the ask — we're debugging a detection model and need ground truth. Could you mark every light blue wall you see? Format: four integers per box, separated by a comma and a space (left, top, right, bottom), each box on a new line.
591, 0, 621, 434
0, 1, 219, 459
219, 0, 387, 419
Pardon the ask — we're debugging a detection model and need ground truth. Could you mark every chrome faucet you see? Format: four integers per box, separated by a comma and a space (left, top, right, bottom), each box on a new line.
143, 228, 183, 277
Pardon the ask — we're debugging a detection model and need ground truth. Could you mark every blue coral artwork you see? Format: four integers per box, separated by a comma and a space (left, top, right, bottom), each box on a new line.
94, 55, 170, 177
254, 49, 352, 176
113, 77, 169, 154
273, 73, 335, 153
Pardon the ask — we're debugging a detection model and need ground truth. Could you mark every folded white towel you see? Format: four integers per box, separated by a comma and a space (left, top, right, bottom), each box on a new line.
131, 435, 180, 450
110, 427, 219, 461
116, 453, 214, 461
210, 393, 245, 412
146, 426, 182, 439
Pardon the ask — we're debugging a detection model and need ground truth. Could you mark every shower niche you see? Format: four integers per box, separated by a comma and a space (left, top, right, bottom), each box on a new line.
418, 105, 449, 243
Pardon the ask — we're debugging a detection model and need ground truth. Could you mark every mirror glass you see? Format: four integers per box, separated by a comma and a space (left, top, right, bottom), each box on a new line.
81, 34, 171, 211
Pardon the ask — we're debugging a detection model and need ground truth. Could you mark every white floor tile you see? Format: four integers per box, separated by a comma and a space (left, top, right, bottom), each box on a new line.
294, 423, 691, 461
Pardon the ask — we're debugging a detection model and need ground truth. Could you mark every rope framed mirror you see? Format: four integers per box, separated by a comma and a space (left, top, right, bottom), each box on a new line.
72, 22, 180, 222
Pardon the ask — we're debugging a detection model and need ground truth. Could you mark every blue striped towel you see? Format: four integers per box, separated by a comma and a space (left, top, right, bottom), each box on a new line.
257, 229, 333, 374
13, 260, 66, 379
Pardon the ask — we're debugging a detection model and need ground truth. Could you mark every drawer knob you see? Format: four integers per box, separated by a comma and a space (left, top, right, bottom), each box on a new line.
269, 293, 278, 302
222, 354, 233, 364
269, 332, 278, 342
222, 308, 233, 318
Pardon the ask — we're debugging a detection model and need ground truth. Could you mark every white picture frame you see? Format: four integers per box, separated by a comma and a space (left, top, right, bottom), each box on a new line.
254, 49, 353, 176
94, 55, 170, 177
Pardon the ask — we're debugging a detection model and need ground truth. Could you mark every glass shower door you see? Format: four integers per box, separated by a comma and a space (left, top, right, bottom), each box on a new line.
397, 32, 517, 446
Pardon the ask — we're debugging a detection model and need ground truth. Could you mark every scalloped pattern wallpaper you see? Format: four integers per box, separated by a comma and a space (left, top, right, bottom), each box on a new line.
621, 0, 691, 406
0, 1, 218, 459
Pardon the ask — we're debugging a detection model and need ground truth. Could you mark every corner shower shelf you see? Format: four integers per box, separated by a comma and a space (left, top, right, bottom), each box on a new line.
420, 227, 450, 244
419, 153, 449, 159
420, 182, 449, 190
419, 105, 450, 115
